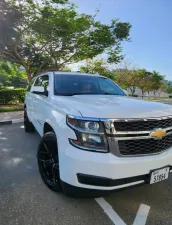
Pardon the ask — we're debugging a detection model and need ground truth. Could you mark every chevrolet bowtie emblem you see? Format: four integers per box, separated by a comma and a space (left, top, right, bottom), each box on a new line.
150, 128, 166, 139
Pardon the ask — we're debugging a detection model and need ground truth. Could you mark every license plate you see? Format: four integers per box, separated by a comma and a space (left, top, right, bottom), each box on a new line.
150, 167, 170, 184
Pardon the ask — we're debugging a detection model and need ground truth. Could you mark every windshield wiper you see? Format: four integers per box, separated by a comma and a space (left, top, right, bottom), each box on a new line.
103, 93, 122, 96
57, 93, 100, 96
56, 92, 123, 96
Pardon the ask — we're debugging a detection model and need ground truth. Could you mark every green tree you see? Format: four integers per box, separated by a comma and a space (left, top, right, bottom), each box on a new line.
80, 59, 115, 79
115, 69, 139, 95
148, 71, 164, 97
137, 69, 153, 98
0, 0, 131, 81
61, 66, 71, 72
166, 84, 172, 95
157, 81, 168, 97
0, 61, 27, 87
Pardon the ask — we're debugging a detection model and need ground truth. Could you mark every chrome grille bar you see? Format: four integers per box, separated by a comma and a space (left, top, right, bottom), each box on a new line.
102, 116, 172, 157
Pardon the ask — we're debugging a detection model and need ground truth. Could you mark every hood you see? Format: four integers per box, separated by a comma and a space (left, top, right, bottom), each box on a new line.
54, 95, 172, 119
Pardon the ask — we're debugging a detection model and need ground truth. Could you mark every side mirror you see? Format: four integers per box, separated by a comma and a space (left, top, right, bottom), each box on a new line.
33, 90, 48, 97
44, 90, 48, 97
32, 86, 48, 97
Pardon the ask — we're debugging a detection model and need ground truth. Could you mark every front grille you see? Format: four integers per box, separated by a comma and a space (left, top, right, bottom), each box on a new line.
119, 133, 172, 155
114, 118, 172, 131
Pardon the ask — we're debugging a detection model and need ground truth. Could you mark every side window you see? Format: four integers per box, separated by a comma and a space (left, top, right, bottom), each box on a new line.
32, 75, 49, 93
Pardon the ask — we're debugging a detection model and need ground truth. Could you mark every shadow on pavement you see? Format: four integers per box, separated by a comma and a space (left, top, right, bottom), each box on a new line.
0, 123, 40, 191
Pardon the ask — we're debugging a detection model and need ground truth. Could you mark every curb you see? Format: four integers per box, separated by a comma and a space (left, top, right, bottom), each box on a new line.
0, 118, 24, 126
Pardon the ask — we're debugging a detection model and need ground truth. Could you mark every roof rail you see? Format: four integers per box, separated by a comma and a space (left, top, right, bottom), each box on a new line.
36, 70, 100, 76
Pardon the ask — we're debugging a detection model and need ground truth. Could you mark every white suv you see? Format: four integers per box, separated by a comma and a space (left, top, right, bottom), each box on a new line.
25, 71, 172, 197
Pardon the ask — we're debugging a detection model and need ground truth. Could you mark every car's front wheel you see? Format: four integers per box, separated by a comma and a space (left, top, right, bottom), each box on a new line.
24, 108, 35, 132
37, 132, 61, 192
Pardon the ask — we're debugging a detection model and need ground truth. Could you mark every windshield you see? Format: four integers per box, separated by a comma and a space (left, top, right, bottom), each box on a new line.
54, 74, 126, 96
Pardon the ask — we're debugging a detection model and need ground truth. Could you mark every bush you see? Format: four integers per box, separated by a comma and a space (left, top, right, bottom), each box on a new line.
0, 88, 26, 104
129, 94, 138, 97
169, 95, 172, 98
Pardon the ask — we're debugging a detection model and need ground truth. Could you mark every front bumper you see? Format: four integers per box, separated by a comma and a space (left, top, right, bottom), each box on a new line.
58, 136, 172, 191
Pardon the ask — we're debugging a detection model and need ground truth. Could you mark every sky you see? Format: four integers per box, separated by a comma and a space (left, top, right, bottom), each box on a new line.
72, 0, 172, 80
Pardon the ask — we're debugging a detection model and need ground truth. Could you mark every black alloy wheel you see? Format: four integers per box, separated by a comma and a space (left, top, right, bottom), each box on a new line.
37, 132, 61, 192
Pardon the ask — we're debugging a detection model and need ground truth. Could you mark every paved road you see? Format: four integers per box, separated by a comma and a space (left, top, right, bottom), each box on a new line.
0, 124, 112, 225
159, 99, 172, 105
0, 111, 24, 122
1, 123, 172, 225
149, 99, 172, 105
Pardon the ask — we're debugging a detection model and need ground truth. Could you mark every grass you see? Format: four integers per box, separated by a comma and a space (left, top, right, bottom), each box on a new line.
0, 104, 24, 112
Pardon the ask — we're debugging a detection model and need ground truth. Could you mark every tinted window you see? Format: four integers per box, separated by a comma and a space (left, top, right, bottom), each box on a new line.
54, 74, 125, 96
34, 75, 49, 91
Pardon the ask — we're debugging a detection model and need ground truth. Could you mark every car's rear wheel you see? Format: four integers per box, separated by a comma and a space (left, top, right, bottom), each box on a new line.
24, 108, 35, 132
37, 132, 61, 192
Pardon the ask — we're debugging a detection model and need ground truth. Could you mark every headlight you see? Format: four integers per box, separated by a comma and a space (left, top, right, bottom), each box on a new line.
81, 121, 100, 131
67, 117, 100, 132
67, 115, 108, 152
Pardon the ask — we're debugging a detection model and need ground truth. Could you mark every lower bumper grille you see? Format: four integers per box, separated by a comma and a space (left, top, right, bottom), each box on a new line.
78, 169, 172, 187
77, 173, 148, 187
119, 133, 172, 155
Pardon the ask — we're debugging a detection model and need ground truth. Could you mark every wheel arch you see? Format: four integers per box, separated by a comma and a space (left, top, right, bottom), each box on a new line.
43, 122, 56, 134
42, 117, 64, 141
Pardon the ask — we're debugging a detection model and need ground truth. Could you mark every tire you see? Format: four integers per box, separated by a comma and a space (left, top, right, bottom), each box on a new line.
24, 108, 35, 132
37, 132, 61, 192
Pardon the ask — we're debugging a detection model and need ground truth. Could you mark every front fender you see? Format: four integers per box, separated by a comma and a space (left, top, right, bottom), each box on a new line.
45, 108, 79, 143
